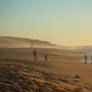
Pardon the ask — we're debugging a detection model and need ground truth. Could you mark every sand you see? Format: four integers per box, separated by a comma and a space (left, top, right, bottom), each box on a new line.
0, 48, 92, 92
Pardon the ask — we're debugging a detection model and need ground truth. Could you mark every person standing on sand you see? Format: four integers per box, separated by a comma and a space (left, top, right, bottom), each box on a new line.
84, 55, 87, 64
91, 56, 92, 64
33, 50, 37, 62
44, 54, 48, 62
31, 44, 33, 49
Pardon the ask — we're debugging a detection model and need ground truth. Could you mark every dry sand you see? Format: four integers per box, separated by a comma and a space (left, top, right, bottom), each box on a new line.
0, 48, 92, 92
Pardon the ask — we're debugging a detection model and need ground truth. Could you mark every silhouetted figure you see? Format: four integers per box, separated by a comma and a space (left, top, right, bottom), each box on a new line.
31, 44, 33, 49
44, 54, 48, 62
33, 50, 37, 62
84, 55, 87, 64
91, 56, 92, 64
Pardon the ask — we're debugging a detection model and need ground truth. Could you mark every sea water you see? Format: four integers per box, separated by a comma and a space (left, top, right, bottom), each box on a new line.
81, 52, 92, 63
51, 53, 92, 63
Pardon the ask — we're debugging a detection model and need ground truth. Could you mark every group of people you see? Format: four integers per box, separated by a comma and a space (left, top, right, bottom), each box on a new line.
31, 43, 89, 64
32, 50, 91, 64
33, 49, 48, 62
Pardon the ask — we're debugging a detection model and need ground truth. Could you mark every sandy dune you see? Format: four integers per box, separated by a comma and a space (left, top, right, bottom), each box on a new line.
0, 48, 92, 92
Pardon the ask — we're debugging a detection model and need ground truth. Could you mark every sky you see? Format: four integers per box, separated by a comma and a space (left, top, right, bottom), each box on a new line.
0, 0, 92, 46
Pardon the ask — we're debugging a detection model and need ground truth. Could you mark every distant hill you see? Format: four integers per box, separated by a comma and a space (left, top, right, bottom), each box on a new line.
0, 36, 58, 48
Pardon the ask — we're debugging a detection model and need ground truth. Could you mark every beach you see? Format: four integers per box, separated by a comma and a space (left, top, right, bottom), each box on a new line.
0, 48, 92, 92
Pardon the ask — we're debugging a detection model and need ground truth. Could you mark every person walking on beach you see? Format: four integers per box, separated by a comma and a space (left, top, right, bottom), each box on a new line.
33, 50, 37, 62
84, 55, 87, 64
44, 54, 48, 62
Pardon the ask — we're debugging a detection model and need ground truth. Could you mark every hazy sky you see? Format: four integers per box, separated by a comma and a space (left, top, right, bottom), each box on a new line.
0, 0, 92, 46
